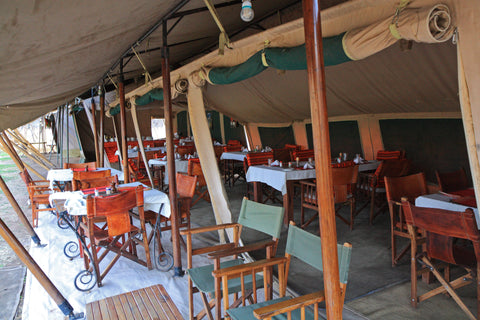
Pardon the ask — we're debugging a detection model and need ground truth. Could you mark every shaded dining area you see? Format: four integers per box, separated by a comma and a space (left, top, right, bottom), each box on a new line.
1, 1, 480, 320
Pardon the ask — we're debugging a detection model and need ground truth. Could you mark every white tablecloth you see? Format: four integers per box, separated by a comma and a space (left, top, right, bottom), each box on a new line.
49, 182, 171, 217
220, 151, 248, 161
246, 166, 316, 195
416, 193, 480, 229
148, 159, 188, 184
358, 160, 381, 172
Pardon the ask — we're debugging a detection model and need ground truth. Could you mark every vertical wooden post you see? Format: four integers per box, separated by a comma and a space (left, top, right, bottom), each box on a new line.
303, 0, 342, 319
0, 176, 42, 245
162, 21, 182, 276
99, 85, 105, 167
91, 93, 100, 167
119, 60, 129, 183
0, 215, 78, 318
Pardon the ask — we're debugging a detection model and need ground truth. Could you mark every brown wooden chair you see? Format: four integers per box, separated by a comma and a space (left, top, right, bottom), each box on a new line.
128, 158, 159, 187
81, 186, 152, 288
143, 173, 197, 255
177, 145, 195, 158
243, 151, 280, 203
435, 167, 469, 193
385, 172, 428, 266
72, 169, 111, 181
63, 161, 97, 171
359, 159, 411, 224
187, 158, 210, 206
135, 150, 157, 173
72, 175, 118, 192
300, 164, 359, 230
401, 200, 480, 320
180, 198, 284, 320
273, 147, 291, 163
223, 222, 352, 320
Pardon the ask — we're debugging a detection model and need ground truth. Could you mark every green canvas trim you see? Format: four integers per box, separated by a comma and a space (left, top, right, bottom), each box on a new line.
207, 33, 351, 85
109, 104, 120, 116
208, 51, 267, 85
135, 88, 164, 106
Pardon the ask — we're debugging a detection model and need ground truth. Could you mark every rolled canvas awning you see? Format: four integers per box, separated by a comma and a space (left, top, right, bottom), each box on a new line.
200, 3, 454, 85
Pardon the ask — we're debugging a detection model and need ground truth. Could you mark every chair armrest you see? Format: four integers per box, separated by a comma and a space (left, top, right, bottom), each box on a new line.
212, 257, 287, 277
253, 291, 326, 319
207, 239, 277, 259
179, 222, 240, 235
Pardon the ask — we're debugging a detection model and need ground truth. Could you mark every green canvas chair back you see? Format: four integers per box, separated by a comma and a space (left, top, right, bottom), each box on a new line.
285, 225, 352, 284
237, 198, 284, 239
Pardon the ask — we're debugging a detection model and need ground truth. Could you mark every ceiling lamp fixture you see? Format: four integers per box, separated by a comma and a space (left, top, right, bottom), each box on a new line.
240, 0, 254, 22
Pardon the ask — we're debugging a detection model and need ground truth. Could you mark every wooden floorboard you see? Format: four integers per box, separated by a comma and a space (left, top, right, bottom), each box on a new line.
86, 284, 182, 319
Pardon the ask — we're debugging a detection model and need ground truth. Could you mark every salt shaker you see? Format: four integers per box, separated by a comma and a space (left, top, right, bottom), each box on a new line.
94, 188, 99, 197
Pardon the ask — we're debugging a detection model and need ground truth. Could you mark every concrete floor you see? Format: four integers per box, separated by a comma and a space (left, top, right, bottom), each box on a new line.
0, 154, 477, 319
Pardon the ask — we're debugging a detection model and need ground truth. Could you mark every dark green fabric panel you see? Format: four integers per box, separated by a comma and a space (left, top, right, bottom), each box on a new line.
264, 33, 350, 70
176, 111, 188, 137
208, 51, 267, 85
223, 116, 246, 145
135, 88, 164, 106
306, 121, 362, 160
109, 104, 120, 116
258, 126, 295, 149
208, 34, 351, 85
207, 111, 222, 141
380, 119, 471, 184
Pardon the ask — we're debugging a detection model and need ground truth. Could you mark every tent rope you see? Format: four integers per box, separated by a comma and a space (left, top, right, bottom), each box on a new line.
389, 0, 410, 40
131, 46, 153, 85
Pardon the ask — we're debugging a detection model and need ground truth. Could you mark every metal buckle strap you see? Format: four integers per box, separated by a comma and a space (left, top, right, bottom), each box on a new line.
389, 0, 410, 40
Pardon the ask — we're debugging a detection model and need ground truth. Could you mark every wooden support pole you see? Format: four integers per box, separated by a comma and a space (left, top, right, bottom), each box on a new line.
163, 21, 182, 276
0, 132, 24, 171
0, 175, 42, 245
119, 60, 129, 183
7, 136, 50, 171
0, 214, 79, 318
11, 129, 55, 168
99, 85, 105, 167
303, 0, 342, 319
91, 96, 100, 167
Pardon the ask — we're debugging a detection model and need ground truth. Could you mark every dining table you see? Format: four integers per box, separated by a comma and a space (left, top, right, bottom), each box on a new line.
415, 188, 479, 228
48, 181, 171, 290
46, 167, 124, 190
220, 151, 248, 161
114, 146, 166, 159
148, 158, 189, 185
246, 160, 381, 224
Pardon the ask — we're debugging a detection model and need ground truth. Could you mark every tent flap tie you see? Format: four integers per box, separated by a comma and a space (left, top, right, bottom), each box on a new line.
389, 0, 410, 39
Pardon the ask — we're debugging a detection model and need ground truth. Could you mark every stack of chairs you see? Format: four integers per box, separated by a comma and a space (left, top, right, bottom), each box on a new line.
292, 149, 314, 161
243, 151, 280, 203
187, 158, 210, 206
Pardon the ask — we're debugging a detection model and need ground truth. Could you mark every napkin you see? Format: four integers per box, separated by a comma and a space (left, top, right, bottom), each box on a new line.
304, 162, 314, 169
214, 141, 222, 145
175, 152, 181, 159
353, 155, 364, 164
264, 146, 272, 152
271, 160, 280, 166
241, 146, 248, 152
161, 156, 167, 160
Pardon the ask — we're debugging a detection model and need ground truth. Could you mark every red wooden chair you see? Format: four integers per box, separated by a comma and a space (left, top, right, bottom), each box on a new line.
402, 200, 480, 319
435, 167, 469, 193
223, 145, 245, 187
385, 173, 428, 266
292, 149, 314, 161
187, 158, 210, 206
375, 150, 405, 161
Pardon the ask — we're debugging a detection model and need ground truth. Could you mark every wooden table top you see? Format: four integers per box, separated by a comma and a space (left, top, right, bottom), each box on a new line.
86, 284, 183, 319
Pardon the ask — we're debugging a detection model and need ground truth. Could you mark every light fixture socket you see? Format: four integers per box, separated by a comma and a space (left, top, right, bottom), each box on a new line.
241, 0, 254, 22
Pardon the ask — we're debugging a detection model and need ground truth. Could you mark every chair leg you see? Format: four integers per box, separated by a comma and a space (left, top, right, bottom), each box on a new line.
369, 188, 376, 225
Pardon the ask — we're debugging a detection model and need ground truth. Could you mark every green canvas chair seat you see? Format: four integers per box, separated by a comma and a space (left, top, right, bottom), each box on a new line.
224, 224, 352, 320
181, 197, 284, 320
187, 259, 263, 294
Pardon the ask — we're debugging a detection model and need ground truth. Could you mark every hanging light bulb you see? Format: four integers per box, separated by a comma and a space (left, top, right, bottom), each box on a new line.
240, 0, 254, 22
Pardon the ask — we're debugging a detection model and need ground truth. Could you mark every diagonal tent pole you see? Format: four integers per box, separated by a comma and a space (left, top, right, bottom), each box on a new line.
130, 100, 154, 187
0, 213, 82, 319
162, 20, 182, 276
0, 176, 43, 246
303, 0, 342, 319
0, 132, 45, 179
